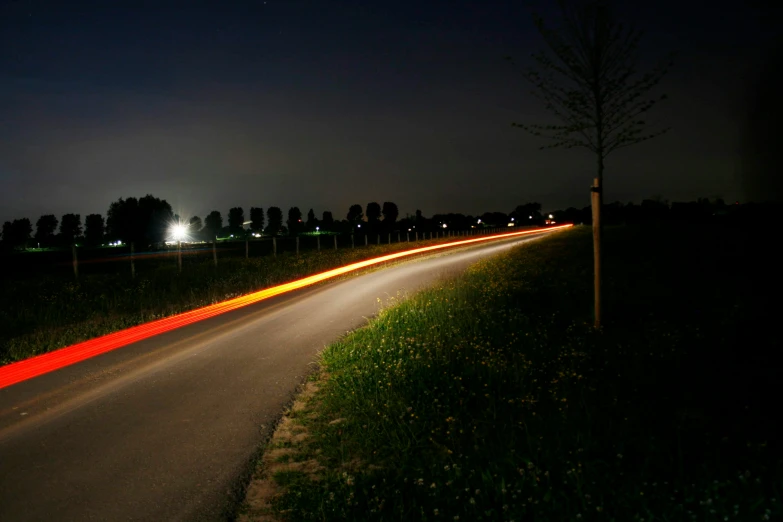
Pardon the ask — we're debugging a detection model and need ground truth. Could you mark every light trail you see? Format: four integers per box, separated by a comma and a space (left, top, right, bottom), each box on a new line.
0, 225, 572, 389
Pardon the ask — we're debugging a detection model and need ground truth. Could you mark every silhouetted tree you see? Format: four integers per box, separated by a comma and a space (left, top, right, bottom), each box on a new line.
35, 215, 58, 246
511, 0, 671, 327
382, 201, 399, 228
59, 214, 82, 244
321, 211, 334, 230
287, 207, 303, 235
84, 214, 105, 245
2, 218, 32, 248
228, 207, 245, 234
204, 211, 223, 239
306, 208, 317, 230
511, 203, 543, 224
188, 216, 202, 233
347, 204, 363, 225
249, 207, 265, 232
415, 209, 423, 222
366, 202, 381, 223
266, 207, 283, 236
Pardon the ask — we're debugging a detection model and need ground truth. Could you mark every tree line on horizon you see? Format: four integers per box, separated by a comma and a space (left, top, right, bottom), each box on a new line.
0, 195, 748, 251
0, 196, 546, 250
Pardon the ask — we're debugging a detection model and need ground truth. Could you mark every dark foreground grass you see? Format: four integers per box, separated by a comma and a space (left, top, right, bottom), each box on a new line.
0, 236, 461, 365
261, 225, 781, 521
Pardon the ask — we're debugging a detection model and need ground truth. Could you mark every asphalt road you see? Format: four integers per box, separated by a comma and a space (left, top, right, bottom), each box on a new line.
0, 232, 550, 522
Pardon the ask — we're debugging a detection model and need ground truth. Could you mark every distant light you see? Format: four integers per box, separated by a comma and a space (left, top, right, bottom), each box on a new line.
230, 234, 234, 238
511, 217, 515, 221
408, 228, 411, 231
171, 223, 187, 241
316, 226, 320, 231
442, 224, 447, 228
477, 219, 481, 224
357, 224, 361, 228
529, 216, 533, 219
548, 214, 553, 219
507, 223, 514, 227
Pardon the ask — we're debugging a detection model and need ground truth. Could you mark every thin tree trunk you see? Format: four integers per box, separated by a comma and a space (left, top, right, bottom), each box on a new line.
591, 167, 603, 328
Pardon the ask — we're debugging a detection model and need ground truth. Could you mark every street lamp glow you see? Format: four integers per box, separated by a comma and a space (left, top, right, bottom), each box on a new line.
442, 223, 447, 228
548, 214, 554, 219
171, 224, 187, 242
316, 226, 320, 231
477, 219, 482, 224
511, 217, 515, 221
529, 215, 533, 219
357, 224, 361, 228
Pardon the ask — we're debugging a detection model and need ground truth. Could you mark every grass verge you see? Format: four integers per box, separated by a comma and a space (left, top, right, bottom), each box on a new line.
0, 234, 478, 365
241, 224, 782, 521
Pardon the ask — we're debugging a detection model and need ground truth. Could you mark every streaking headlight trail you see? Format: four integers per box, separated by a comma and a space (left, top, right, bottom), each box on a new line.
0, 225, 572, 389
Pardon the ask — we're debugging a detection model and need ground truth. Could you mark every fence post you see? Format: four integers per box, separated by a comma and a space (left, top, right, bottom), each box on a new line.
72, 244, 78, 279
246, 238, 249, 259
415, 231, 418, 241
213, 238, 218, 267
406, 232, 410, 242
377, 234, 380, 245
334, 235, 338, 250
273, 237, 277, 258
351, 234, 355, 249
397, 232, 400, 243
364, 235, 368, 247
130, 242, 136, 279
317, 235, 320, 251
177, 241, 182, 273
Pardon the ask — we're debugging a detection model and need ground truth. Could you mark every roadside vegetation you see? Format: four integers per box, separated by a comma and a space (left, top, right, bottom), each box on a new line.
0, 234, 468, 365
243, 225, 782, 521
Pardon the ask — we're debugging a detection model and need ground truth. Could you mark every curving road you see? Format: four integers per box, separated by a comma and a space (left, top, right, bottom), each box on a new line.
0, 232, 552, 521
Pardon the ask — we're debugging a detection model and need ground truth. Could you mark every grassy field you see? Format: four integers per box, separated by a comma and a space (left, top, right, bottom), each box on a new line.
245, 224, 782, 521
0, 233, 471, 365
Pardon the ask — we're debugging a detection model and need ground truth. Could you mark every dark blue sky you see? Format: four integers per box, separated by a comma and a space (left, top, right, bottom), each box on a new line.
0, 0, 779, 223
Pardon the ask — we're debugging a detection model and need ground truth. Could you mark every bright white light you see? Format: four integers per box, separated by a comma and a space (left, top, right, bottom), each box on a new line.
316, 226, 320, 231
442, 224, 447, 228
408, 228, 412, 232
171, 224, 187, 241
529, 215, 533, 219
357, 224, 361, 228
477, 219, 482, 224
511, 217, 515, 221
548, 214, 553, 219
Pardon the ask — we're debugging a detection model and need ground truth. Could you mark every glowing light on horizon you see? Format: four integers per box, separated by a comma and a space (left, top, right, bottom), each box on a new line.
0, 225, 572, 390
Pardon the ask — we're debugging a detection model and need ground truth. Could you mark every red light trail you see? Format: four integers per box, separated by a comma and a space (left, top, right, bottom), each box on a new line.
0, 225, 572, 389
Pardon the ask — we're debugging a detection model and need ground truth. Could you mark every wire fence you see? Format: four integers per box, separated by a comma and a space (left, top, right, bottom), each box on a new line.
0, 227, 519, 281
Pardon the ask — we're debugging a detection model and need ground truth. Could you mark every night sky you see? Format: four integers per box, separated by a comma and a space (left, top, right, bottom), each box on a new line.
1, 0, 780, 224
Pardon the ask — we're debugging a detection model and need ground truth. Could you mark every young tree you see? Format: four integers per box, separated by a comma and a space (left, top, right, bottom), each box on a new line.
511, 0, 671, 327
249, 207, 265, 233
347, 204, 363, 225
228, 207, 245, 234
84, 214, 105, 245
266, 206, 283, 236
204, 211, 223, 240
382, 201, 399, 226
35, 215, 59, 246
59, 213, 82, 244
287, 207, 303, 235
